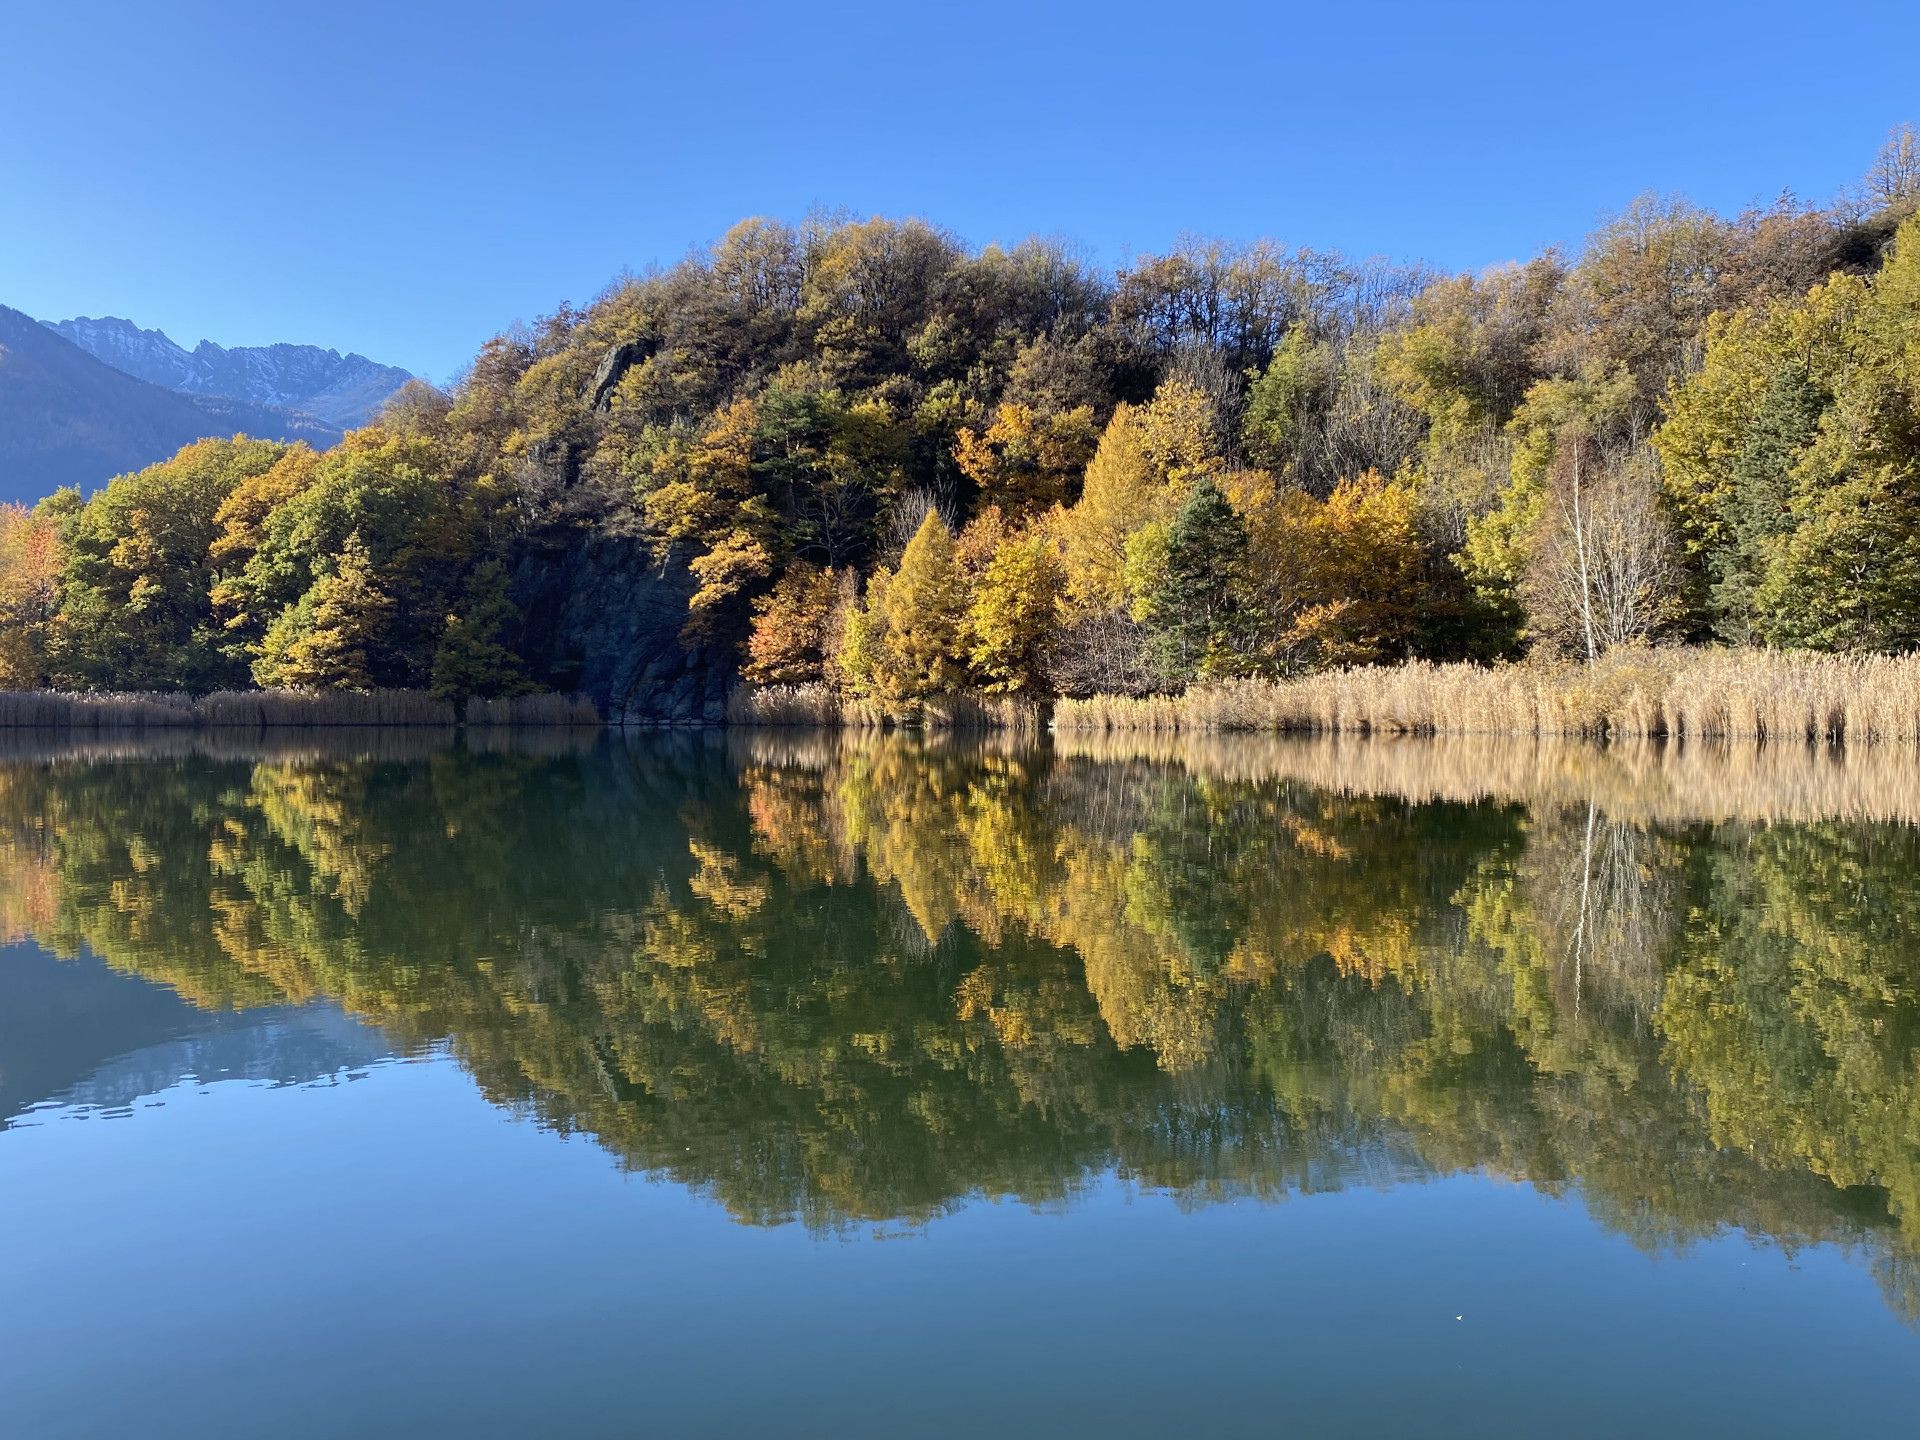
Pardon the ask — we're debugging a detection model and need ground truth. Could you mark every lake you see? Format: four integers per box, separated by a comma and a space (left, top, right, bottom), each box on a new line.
2, 727, 1917, 1437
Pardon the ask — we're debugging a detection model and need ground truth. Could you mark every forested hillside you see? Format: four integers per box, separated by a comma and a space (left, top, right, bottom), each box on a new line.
3, 127, 1918, 708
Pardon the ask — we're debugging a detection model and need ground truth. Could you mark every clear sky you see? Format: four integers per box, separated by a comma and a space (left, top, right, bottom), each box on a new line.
3, 0, 1916, 382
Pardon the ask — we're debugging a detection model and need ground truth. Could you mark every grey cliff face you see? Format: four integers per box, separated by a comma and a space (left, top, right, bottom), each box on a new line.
510, 531, 734, 726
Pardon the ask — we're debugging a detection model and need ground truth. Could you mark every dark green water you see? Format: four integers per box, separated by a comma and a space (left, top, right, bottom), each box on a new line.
1, 729, 1917, 1437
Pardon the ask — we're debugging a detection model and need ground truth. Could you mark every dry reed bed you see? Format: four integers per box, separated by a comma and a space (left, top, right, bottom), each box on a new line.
464, 693, 601, 726
0, 689, 600, 729
728, 683, 1043, 732
1054, 650, 1920, 744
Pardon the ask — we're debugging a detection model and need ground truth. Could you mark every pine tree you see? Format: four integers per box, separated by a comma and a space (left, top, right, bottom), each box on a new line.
1139, 476, 1247, 685
1711, 368, 1828, 642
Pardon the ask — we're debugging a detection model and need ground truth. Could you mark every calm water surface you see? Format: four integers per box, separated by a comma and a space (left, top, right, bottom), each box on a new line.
2, 728, 1917, 1437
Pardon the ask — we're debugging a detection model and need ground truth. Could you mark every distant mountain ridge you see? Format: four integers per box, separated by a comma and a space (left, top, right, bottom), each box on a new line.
45, 315, 413, 429
0, 305, 341, 503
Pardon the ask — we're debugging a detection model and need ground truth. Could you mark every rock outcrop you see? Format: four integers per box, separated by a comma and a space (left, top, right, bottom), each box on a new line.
510, 529, 733, 725
588, 340, 654, 412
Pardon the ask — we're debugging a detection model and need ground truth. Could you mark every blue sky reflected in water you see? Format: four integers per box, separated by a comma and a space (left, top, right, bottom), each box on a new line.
2, 1051, 1915, 1440
2, 734, 1919, 1437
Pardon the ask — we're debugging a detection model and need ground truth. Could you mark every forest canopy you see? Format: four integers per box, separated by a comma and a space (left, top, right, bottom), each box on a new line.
5, 126, 1920, 702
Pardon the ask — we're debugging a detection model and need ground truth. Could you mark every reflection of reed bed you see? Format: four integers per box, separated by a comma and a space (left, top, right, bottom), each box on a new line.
0, 727, 612, 765
463, 724, 603, 758
727, 683, 1044, 732
0, 689, 456, 727
0, 688, 601, 730
726, 727, 843, 771
1054, 729, 1920, 825
0, 727, 463, 765
1053, 650, 1920, 744
727, 725, 1045, 773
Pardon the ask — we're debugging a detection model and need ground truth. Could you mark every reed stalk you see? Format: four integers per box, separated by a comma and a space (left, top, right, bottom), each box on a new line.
728, 683, 1044, 731
463, 693, 601, 726
1051, 649, 1920, 745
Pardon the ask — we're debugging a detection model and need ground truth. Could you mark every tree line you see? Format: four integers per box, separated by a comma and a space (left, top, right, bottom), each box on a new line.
2, 126, 1918, 702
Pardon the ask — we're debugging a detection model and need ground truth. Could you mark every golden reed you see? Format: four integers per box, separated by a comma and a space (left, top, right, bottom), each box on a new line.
728, 683, 1043, 732
1052, 649, 1920, 745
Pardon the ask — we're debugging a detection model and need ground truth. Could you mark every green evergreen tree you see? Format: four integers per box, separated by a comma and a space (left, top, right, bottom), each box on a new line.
1140, 476, 1248, 684
1711, 368, 1828, 642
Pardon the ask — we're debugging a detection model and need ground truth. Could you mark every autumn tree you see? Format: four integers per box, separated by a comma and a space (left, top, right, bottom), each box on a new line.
1228, 470, 1434, 672
230, 428, 480, 688
209, 443, 324, 661
953, 403, 1099, 516
52, 436, 289, 690
744, 563, 840, 685
966, 534, 1064, 693
1055, 378, 1224, 617
642, 398, 777, 638
255, 533, 396, 689
0, 502, 63, 689
872, 510, 969, 704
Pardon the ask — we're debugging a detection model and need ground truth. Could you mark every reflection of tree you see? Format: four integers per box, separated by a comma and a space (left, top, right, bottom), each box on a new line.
0, 733, 1916, 1317
1460, 802, 1678, 1085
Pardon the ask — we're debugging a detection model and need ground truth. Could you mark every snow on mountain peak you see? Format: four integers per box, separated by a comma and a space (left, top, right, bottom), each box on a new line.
43, 316, 414, 429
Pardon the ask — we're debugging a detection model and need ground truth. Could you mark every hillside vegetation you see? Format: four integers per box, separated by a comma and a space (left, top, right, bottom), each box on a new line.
2, 127, 1919, 709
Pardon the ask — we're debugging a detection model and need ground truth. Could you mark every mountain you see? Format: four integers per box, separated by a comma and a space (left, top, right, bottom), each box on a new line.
46, 315, 413, 429
0, 305, 342, 504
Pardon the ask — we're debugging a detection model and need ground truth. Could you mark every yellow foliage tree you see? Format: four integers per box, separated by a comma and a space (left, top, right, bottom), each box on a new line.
834, 568, 888, 696
255, 533, 395, 689
953, 403, 1099, 517
209, 444, 324, 646
966, 533, 1065, 693
0, 503, 62, 689
1230, 470, 1430, 671
873, 511, 969, 704
953, 505, 1010, 582
642, 398, 779, 636
1055, 379, 1224, 617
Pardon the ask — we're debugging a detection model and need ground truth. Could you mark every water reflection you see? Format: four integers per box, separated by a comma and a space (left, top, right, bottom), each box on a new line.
0, 729, 1915, 1317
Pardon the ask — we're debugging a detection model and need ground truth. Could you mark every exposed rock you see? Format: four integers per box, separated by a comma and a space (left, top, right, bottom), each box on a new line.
588, 340, 653, 412
509, 528, 734, 725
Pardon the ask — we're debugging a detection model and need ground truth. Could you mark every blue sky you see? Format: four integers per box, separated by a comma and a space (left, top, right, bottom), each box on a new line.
3, 0, 1916, 382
